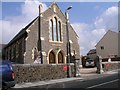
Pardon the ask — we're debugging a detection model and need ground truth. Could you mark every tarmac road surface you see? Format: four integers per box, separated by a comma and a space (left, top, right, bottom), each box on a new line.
28, 70, 120, 89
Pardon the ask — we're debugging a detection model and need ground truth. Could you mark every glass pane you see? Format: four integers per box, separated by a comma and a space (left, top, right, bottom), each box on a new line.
49, 20, 53, 40
58, 22, 60, 41
58, 21, 61, 41
58, 51, 63, 63
53, 17, 57, 41
49, 51, 55, 63
0, 65, 9, 72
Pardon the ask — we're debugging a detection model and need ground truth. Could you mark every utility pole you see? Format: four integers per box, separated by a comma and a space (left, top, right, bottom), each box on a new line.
65, 6, 72, 78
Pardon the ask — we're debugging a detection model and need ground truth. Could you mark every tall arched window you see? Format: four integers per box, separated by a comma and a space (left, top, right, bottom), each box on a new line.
49, 50, 55, 64
49, 17, 62, 42
58, 51, 64, 63
53, 17, 57, 41
49, 19, 54, 41
58, 21, 62, 41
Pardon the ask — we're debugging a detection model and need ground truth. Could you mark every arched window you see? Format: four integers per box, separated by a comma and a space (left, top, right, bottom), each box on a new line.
58, 51, 64, 63
49, 19, 54, 41
58, 21, 62, 41
49, 50, 55, 64
53, 17, 57, 41
49, 17, 62, 42
33, 48, 37, 61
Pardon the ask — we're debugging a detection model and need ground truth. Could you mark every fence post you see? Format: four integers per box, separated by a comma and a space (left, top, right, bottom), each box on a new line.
99, 56, 104, 74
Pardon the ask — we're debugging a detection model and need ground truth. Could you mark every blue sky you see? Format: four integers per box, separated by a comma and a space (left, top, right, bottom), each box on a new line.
1, 1, 118, 55
2, 2, 117, 23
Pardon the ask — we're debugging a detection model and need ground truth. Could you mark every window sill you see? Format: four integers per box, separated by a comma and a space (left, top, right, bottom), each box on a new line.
49, 40, 63, 43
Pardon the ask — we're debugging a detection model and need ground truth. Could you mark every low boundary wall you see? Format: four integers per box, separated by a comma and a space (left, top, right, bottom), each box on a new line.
102, 61, 120, 72
12, 64, 74, 84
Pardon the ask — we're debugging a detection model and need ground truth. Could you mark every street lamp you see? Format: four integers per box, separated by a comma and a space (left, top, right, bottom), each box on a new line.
38, 4, 43, 64
65, 6, 72, 78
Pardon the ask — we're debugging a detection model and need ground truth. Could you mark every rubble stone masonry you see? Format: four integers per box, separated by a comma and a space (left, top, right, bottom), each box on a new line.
102, 61, 120, 72
12, 64, 74, 84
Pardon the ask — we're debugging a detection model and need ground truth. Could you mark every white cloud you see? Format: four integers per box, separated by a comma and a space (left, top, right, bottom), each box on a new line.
72, 23, 96, 56
72, 6, 118, 55
1, 0, 48, 44
95, 6, 118, 31
92, 29, 106, 39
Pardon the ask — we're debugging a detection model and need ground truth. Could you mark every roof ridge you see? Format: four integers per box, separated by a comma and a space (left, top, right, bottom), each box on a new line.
95, 30, 118, 47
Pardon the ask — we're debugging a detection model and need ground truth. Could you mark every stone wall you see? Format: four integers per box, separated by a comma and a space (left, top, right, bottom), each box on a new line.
12, 64, 74, 84
102, 61, 120, 72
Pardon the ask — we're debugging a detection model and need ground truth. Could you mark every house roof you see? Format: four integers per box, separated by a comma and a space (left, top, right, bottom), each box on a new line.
0, 44, 6, 50
95, 30, 118, 47
4, 17, 38, 49
87, 49, 96, 55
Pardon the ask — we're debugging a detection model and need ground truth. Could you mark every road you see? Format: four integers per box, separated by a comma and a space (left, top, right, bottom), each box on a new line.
31, 72, 119, 89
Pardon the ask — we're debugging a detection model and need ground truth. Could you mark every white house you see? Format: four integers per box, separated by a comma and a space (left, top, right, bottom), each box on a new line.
96, 30, 119, 59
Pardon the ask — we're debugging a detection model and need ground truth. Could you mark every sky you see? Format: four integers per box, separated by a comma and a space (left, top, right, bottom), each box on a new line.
0, 0, 119, 55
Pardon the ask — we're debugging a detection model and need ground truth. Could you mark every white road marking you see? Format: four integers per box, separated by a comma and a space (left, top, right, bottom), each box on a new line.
87, 79, 119, 89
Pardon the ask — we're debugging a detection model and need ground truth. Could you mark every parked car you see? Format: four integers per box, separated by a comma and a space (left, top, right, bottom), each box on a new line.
85, 59, 95, 67
0, 60, 15, 90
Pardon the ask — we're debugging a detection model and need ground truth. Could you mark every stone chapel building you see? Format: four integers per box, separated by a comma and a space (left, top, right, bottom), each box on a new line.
3, 2, 80, 64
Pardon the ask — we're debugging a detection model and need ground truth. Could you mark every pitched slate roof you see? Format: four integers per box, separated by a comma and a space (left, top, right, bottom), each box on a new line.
0, 44, 6, 50
87, 49, 96, 55
4, 17, 38, 49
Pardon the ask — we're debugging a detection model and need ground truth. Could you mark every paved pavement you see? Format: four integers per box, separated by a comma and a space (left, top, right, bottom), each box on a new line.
13, 77, 83, 88
80, 67, 97, 76
13, 68, 119, 89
